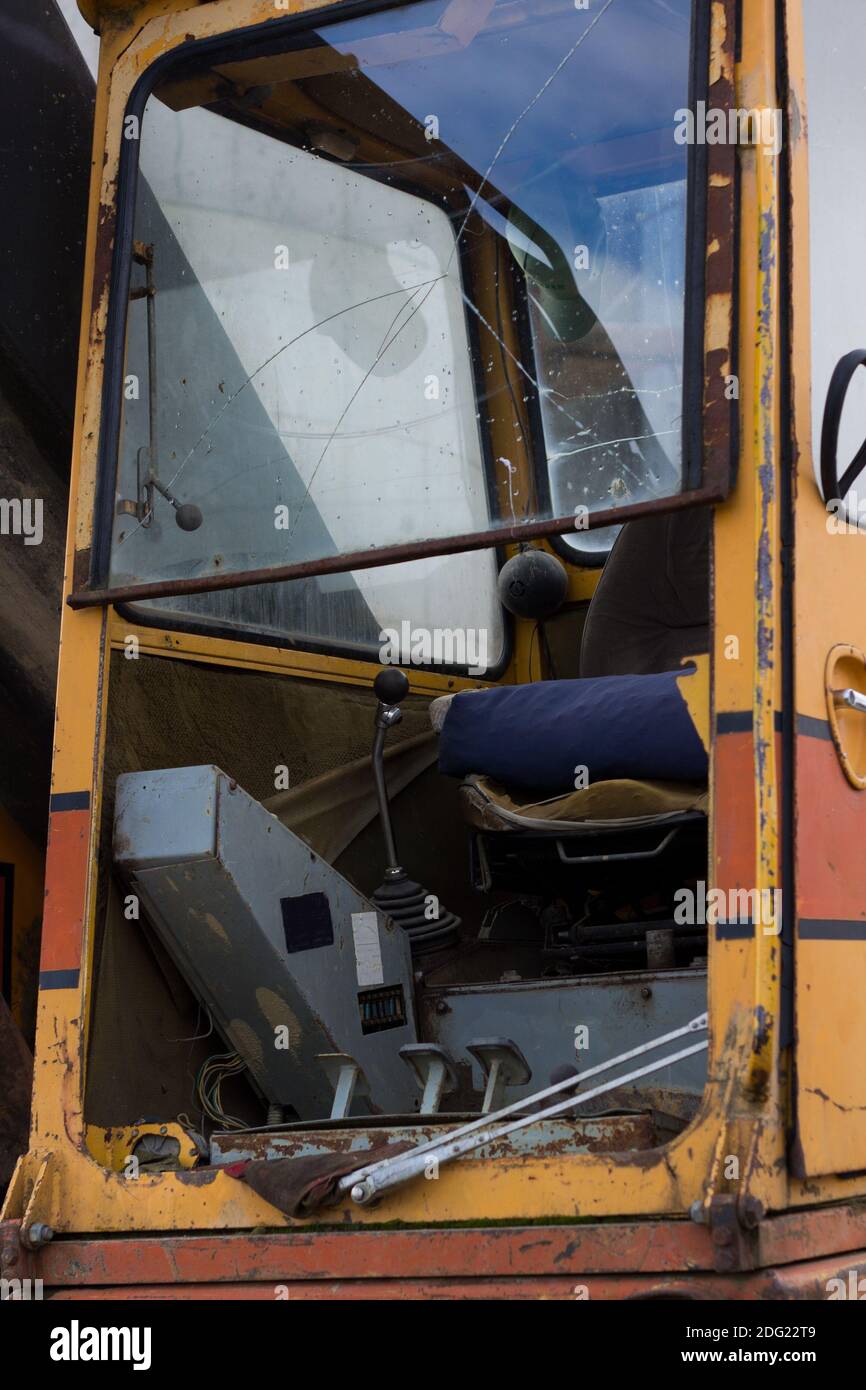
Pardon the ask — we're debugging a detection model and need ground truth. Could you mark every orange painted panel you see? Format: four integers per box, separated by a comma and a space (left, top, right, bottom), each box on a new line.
796, 733, 866, 921
714, 730, 757, 889
39, 807, 91, 978
795, 732, 866, 1176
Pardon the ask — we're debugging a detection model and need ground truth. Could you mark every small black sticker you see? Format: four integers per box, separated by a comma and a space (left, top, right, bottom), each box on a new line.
280, 891, 334, 953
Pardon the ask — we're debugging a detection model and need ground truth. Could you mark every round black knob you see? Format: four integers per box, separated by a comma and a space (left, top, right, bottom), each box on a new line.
497, 546, 567, 619
174, 502, 203, 532
374, 668, 410, 705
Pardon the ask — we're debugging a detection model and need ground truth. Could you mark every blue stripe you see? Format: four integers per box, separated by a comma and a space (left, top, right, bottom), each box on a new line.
716, 711, 753, 734
39, 969, 80, 990
49, 791, 90, 812
717, 920, 866, 941
715, 920, 756, 939
795, 714, 833, 741
799, 919, 866, 941
716, 711, 831, 739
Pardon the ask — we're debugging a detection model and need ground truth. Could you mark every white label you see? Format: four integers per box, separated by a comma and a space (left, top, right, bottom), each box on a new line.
351, 911, 384, 988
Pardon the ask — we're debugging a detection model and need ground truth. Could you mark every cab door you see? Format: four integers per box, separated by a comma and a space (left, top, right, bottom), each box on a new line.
789, 0, 866, 1176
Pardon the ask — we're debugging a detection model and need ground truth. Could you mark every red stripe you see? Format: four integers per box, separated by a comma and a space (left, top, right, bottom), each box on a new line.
39, 807, 90, 974
797, 737, 866, 921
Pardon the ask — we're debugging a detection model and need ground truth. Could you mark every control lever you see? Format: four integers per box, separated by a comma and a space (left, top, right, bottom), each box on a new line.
370, 668, 459, 954
372, 667, 409, 871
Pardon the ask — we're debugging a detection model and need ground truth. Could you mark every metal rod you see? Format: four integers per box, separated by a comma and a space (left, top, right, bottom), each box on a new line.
346, 1038, 709, 1204
339, 1012, 708, 1195
556, 826, 679, 865
144, 254, 158, 479
371, 719, 400, 870
68, 485, 728, 609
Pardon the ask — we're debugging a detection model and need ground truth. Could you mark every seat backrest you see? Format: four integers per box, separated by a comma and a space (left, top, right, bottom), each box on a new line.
579, 509, 710, 678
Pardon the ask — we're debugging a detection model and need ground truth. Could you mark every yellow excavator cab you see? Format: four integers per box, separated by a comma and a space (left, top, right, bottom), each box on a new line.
4, 0, 866, 1301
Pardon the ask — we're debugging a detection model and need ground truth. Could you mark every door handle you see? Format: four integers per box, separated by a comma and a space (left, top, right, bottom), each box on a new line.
832, 687, 866, 713
826, 646, 866, 788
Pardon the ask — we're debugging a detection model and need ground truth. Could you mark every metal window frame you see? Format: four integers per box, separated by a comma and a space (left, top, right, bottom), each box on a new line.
69, 0, 737, 614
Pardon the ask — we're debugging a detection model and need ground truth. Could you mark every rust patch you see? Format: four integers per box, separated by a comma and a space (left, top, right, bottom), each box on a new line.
701, 0, 737, 497
176, 1166, 220, 1187
90, 178, 119, 331
72, 546, 92, 593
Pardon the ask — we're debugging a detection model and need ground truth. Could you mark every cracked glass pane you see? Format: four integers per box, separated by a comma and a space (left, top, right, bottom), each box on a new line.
109, 0, 694, 647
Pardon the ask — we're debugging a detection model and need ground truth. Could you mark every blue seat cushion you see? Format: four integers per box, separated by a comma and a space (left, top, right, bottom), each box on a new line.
438, 669, 707, 794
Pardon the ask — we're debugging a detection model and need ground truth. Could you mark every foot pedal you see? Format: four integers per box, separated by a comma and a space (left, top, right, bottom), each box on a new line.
399, 1043, 458, 1115
318, 1053, 369, 1120
467, 1038, 531, 1113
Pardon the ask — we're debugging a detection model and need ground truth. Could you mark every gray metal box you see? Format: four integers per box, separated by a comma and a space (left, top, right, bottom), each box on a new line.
114, 765, 418, 1119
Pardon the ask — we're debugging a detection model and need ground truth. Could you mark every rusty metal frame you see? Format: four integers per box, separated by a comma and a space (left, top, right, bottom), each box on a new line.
67, 0, 737, 611
4, 1201, 866, 1296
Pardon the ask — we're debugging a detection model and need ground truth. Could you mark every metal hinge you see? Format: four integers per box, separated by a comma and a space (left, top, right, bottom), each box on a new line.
693, 1192, 765, 1274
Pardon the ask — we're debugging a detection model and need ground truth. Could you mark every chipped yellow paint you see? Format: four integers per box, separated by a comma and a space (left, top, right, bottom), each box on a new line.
709, 0, 732, 87
705, 292, 732, 356
746, 2, 780, 1103
108, 612, 496, 694
677, 654, 710, 752
86, 1121, 201, 1172
16, 0, 866, 1252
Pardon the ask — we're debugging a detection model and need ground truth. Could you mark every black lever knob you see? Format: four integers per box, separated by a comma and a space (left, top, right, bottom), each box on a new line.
374, 668, 410, 706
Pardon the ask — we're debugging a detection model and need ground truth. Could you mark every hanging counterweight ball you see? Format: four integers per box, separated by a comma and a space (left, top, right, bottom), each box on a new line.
174, 502, 203, 532
497, 547, 568, 620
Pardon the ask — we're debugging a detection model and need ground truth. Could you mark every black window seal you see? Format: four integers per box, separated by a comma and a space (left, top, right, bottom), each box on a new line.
522, 0, 713, 569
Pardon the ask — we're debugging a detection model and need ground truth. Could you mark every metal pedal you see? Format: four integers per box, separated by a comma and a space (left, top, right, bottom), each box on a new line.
318, 1052, 369, 1120
467, 1038, 531, 1113
399, 1043, 458, 1115
341, 1015, 709, 1206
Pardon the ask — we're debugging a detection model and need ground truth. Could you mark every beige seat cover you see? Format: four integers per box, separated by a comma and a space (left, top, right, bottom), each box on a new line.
459, 774, 707, 834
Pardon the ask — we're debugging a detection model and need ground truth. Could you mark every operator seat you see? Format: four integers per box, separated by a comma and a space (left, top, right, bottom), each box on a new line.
431, 509, 711, 839
579, 509, 710, 679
